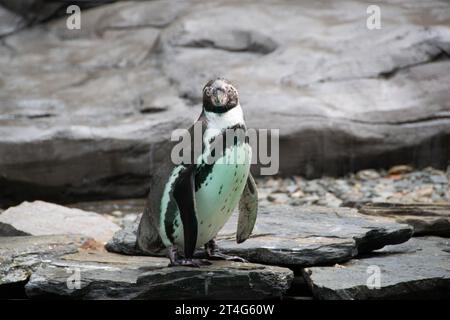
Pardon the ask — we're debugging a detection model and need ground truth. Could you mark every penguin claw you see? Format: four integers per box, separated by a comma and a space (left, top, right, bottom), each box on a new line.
204, 239, 248, 263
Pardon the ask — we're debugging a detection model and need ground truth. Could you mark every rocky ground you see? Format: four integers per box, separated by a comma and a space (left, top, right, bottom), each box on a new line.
1, 165, 448, 300
259, 166, 450, 208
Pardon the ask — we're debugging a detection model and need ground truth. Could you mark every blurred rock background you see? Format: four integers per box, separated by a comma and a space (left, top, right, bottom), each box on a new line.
0, 0, 449, 207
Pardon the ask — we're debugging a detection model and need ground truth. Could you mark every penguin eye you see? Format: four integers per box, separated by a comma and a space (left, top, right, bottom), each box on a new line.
204, 87, 212, 97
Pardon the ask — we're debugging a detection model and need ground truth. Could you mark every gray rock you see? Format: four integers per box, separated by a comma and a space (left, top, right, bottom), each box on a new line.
359, 202, 450, 237
0, 201, 120, 243
25, 250, 293, 300
0, 235, 87, 286
0, 6, 25, 37
303, 237, 450, 299
106, 205, 413, 267
1, 0, 450, 205
105, 218, 142, 255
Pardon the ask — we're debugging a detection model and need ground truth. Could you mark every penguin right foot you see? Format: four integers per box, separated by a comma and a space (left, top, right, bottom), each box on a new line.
167, 246, 211, 267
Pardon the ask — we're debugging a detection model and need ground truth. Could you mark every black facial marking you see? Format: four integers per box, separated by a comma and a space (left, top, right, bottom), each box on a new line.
202, 78, 239, 114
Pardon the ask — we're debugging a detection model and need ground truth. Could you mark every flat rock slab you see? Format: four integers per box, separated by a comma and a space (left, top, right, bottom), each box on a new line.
0, 235, 87, 286
303, 237, 450, 300
106, 205, 413, 267
25, 250, 293, 300
0, 201, 120, 242
359, 203, 450, 237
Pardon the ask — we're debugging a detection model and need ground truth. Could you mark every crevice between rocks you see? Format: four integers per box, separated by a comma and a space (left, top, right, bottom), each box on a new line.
284, 43, 450, 89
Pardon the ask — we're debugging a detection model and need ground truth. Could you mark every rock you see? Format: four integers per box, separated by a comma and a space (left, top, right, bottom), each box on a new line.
267, 193, 290, 204
303, 237, 450, 300
0, 6, 25, 37
105, 218, 143, 255
0, 235, 87, 286
106, 205, 413, 267
356, 169, 381, 180
316, 192, 343, 208
68, 198, 145, 227
25, 250, 293, 300
359, 202, 450, 237
1, 0, 450, 205
388, 165, 414, 176
0, 201, 120, 242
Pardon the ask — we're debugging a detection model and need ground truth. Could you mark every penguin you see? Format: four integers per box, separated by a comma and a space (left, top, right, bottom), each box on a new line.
136, 78, 258, 267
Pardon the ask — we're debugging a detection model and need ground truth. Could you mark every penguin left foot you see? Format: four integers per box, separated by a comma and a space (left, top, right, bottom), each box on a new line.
167, 246, 211, 267
205, 239, 248, 263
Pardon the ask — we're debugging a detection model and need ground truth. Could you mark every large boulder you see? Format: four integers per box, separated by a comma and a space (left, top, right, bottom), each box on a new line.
106, 205, 413, 267
303, 237, 450, 299
1, 0, 449, 205
0, 201, 120, 242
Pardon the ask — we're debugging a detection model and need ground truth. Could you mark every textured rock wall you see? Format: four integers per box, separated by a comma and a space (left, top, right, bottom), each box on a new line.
0, 0, 449, 205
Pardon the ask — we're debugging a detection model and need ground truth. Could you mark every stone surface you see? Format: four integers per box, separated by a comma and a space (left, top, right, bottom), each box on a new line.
359, 202, 450, 237
0, 0, 449, 205
106, 205, 413, 267
0, 5, 25, 37
303, 237, 450, 300
25, 250, 293, 300
0, 235, 87, 286
105, 218, 141, 255
68, 198, 145, 227
0, 201, 120, 242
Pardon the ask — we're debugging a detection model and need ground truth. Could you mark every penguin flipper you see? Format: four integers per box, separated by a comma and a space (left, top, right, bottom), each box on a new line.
173, 165, 198, 258
236, 173, 258, 243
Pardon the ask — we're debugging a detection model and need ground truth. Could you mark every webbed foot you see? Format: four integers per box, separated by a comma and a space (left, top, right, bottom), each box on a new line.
204, 239, 248, 263
168, 246, 211, 267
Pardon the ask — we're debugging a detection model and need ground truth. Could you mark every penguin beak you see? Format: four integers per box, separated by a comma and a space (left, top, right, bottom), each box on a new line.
212, 88, 228, 106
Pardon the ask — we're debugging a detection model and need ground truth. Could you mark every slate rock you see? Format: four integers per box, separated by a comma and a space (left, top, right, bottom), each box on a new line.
0, 0, 450, 205
0, 201, 120, 242
303, 237, 450, 300
0, 5, 25, 37
359, 203, 450, 237
106, 205, 413, 267
105, 218, 142, 255
25, 250, 293, 300
0, 235, 87, 286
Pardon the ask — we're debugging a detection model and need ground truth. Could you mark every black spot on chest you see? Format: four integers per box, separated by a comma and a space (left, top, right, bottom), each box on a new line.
194, 124, 247, 192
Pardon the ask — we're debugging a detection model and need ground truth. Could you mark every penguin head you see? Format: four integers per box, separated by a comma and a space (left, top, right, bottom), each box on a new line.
202, 78, 239, 113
